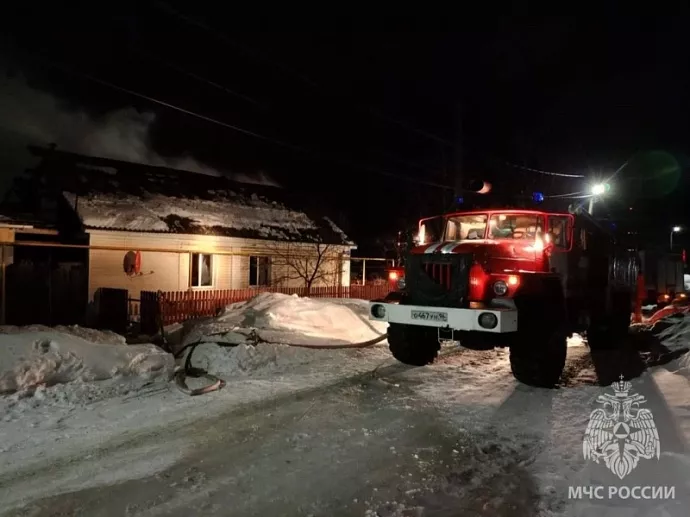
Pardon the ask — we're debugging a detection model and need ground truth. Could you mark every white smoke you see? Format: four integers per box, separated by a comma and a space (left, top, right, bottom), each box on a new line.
0, 74, 279, 186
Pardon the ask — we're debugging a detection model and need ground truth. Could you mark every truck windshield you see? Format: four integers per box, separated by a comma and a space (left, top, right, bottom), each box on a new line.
488, 213, 543, 240
444, 214, 488, 240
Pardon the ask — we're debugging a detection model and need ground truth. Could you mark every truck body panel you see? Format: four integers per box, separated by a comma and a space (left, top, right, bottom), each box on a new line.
639, 250, 684, 302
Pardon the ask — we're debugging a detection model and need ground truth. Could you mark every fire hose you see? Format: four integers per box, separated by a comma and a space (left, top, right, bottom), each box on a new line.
173, 330, 389, 396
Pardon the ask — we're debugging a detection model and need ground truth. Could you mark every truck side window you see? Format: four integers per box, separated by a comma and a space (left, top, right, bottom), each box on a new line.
547, 216, 571, 249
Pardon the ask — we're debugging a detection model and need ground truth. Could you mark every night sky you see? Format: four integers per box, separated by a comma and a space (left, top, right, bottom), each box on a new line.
3, 5, 690, 254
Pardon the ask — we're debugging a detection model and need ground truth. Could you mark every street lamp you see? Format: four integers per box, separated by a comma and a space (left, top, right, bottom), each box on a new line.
588, 183, 609, 215
671, 226, 682, 250
591, 183, 606, 196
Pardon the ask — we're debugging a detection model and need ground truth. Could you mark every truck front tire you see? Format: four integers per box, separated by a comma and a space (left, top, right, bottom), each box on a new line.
387, 323, 440, 366
509, 282, 568, 388
509, 329, 567, 388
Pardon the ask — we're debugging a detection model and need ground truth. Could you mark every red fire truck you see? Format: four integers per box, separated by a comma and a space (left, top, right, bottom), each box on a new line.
370, 207, 637, 388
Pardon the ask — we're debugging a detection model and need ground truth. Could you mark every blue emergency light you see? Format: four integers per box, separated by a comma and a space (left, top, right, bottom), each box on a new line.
532, 192, 544, 203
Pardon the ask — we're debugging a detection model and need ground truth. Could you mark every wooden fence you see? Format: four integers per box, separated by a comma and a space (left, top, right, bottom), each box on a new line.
139, 284, 392, 334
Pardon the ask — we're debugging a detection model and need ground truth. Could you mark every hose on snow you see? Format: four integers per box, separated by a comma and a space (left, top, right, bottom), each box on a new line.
172, 330, 388, 396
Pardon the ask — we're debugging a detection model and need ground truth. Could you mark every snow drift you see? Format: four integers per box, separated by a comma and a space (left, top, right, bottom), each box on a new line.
653, 311, 690, 353
0, 327, 174, 395
182, 293, 388, 348
179, 293, 389, 378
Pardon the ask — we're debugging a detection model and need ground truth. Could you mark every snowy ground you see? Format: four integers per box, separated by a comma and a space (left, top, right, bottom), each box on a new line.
1, 294, 690, 516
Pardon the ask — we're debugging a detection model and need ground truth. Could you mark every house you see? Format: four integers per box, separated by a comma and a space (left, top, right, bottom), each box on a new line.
0, 146, 355, 325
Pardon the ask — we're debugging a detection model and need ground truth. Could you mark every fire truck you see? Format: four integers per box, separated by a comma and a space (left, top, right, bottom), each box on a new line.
369, 206, 638, 387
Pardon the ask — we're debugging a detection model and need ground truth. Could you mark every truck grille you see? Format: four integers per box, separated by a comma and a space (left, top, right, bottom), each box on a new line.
404, 252, 472, 308
424, 263, 453, 290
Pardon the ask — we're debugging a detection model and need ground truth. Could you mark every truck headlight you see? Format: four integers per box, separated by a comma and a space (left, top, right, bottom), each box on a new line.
397, 278, 406, 290
493, 280, 508, 296
371, 304, 386, 319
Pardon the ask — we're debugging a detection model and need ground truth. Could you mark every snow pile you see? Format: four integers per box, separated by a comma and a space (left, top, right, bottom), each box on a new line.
0, 328, 173, 395
190, 342, 331, 379
183, 293, 387, 348
651, 312, 690, 352
62, 190, 328, 241
179, 293, 389, 378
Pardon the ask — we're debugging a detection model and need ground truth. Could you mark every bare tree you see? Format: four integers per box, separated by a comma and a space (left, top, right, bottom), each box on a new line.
268, 241, 336, 294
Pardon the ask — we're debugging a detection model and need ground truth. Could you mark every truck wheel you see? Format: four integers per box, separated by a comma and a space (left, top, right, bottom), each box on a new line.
509, 329, 567, 388
387, 323, 440, 366
509, 282, 568, 388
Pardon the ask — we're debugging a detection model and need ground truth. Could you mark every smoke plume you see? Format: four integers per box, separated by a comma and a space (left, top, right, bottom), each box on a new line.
0, 74, 279, 186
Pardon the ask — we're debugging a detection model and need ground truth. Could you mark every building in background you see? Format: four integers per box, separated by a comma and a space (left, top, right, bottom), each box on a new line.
0, 146, 355, 326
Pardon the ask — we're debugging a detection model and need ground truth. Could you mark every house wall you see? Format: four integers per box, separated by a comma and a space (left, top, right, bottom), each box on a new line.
87, 231, 352, 300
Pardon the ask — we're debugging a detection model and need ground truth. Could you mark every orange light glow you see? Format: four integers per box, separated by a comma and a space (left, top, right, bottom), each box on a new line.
417, 225, 426, 245
508, 275, 519, 286
534, 235, 544, 252
388, 271, 399, 281
469, 263, 487, 300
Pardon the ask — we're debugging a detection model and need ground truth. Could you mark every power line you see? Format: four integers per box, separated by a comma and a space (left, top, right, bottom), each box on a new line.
144, 5, 595, 189
28, 52, 454, 191
154, 1, 456, 148
507, 161, 585, 178
544, 190, 586, 198
134, 49, 268, 109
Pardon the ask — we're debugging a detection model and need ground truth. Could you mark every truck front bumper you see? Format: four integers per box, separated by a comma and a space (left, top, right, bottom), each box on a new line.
369, 302, 518, 333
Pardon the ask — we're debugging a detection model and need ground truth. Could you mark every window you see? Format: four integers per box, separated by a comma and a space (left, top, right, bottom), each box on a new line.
488, 213, 544, 240
548, 216, 571, 249
444, 214, 488, 240
249, 256, 271, 286
418, 216, 445, 244
190, 253, 213, 287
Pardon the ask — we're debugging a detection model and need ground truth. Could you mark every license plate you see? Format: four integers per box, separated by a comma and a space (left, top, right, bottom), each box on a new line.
411, 310, 448, 322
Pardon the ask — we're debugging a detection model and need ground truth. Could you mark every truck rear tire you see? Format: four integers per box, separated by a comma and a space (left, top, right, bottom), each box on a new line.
387, 323, 440, 366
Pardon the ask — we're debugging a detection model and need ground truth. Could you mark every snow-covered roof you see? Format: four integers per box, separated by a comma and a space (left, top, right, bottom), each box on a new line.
15, 147, 354, 245
0, 212, 44, 229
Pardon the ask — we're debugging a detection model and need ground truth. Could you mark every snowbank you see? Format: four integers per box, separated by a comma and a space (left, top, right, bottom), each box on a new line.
653, 312, 690, 352
182, 293, 387, 348
190, 342, 335, 379
0, 328, 173, 395
178, 293, 389, 378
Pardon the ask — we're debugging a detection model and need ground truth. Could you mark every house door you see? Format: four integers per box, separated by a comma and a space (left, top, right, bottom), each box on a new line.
5, 260, 88, 326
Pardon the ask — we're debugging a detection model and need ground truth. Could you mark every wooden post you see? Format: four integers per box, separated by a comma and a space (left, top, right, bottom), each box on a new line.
0, 229, 15, 325
337, 253, 344, 298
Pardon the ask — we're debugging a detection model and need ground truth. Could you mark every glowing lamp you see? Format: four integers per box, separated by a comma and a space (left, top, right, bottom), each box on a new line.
591, 183, 606, 196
